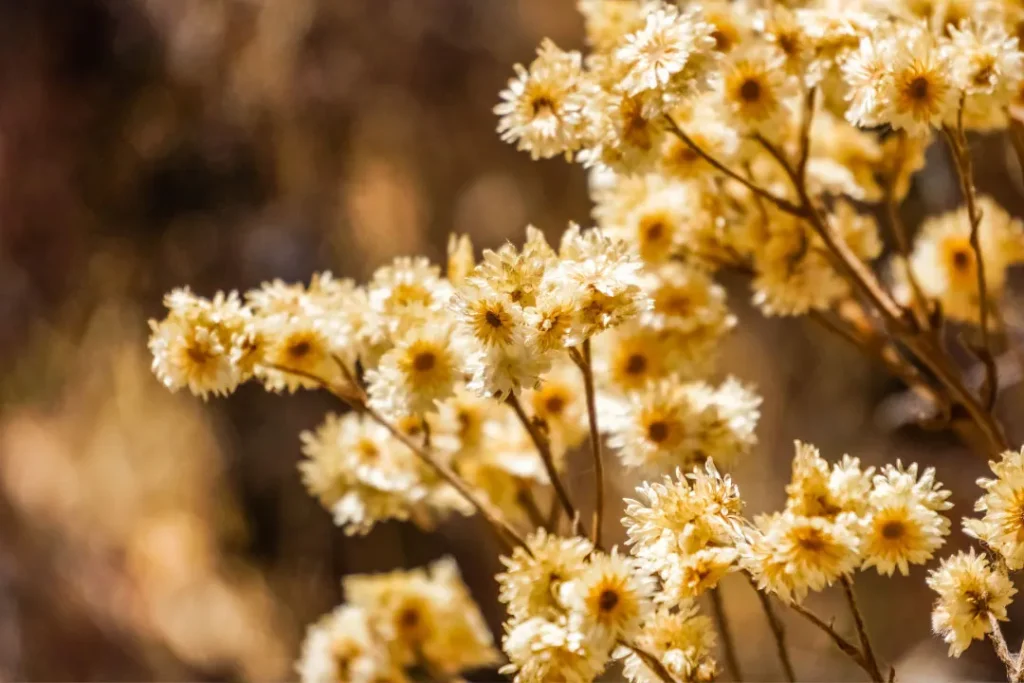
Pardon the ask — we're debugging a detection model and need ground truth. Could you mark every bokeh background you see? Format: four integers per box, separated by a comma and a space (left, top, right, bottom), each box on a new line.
2, 1, 1024, 680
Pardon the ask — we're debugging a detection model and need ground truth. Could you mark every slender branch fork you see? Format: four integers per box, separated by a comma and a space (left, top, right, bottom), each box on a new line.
570, 339, 605, 547
709, 586, 743, 682
506, 392, 586, 539
840, 576, 884, 683
942, 100, 1000, 411
261, 362, 529, 553
621, 641, 682, 683
751, 583, 797, 682
665, 98, 1011, 456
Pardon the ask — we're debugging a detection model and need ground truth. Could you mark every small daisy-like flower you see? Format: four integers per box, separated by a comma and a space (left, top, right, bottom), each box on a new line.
719, 44, 795, 133
642, 263, 732, 334
495, 39, 589, 160
757, 6, 813, 76
473, 226, 556, 308
658, 104, 738, 180
582, 90, 667, 173
623, 462, 744, 564
620, 603, 718, 683
949, 21, 1022, 131
431, 386, 503, 458
785, 441, 874, 519
661, 546, 739, 600
525, 288, 583, 352
295, 605, 396, 683
594, 323, 674, 394
562, 549, 656, 645
258, 314, 344, 393
501, 617, 609, 683
861, 482, 951, 577
751, 209, 852, 316
451, 282, 524, 349
964, 447, 1024, 570
615, 6, 716, 113
606, 377, 704, 469
741, 511, 861, 604
148, 289, 245, 399
523, 361, 589, 451
877, 29, 957, 135
904, 196, 1024, 323
367, 256, 450, 321
344, 559, 499, 675
366, 327, 464, 417
685, 377, 762, 468
577, 0, 649, 53
498, 529, 595, 621
468, 342, 551, 399
550, 224, 649, 338
927, 549, 1017, 657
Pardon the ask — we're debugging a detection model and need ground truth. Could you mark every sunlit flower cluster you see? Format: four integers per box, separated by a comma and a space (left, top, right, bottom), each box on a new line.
297, 558, 498, 682
149, 0, 1024, 680
739, 442, 951, 604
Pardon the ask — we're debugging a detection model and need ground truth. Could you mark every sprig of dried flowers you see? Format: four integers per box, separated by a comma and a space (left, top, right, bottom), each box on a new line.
148, 0, 1024, 681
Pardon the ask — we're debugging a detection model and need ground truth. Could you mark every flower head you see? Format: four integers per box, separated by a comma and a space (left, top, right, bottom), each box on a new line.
928, 549, 1017, 657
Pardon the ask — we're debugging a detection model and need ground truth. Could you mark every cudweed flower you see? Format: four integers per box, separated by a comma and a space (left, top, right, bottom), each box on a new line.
561, 548, 656, 646
495, 39, 590, 160
619, 603, 718, 683
928, 549, 1017, 657
498, 529, 595, 621
295, 605, 398, 683
901, 195, 1024, 323
964, 447, 1024, 570
740, 511, 861, 604
343, 558, 499, 674
501, 617, 609, 683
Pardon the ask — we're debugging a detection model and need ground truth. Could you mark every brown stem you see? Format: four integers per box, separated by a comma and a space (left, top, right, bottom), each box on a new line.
515, 486, 547, 530
840, 576, 885, 683
709, 586, 743, 682
942, 114, 999, 411
795, 86, 816, 184
787, 600, 873, 676
765, 133, 1009, 454
884, 185, 931, 330
988, 613, 1017, 682
752, 585, 797, 682
621, 641, 681, 683
664, 115, 804, 215
666, 111, 1009, 455
571, 339, 605, 547
506, 392, 585, 538
262, 362, 528, 553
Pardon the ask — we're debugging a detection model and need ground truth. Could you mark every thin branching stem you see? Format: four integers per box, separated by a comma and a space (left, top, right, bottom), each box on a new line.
709, 586, 743, 682
754, 128, 1009, 455
664, 115, 805, 216
988, 613, 1018, 682
786, 599, 875, 678
795, 86, 816, 184
571, 339, 605, 547
507, 392, 585, 538
840, 576, 885, 683
262, 362, 529, 553
942, 108, 1000, 411
621, 641, 681, 683
752, 584, 797, 682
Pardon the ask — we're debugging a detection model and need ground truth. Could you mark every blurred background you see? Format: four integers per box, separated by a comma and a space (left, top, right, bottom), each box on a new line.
1, 0, 1023, 680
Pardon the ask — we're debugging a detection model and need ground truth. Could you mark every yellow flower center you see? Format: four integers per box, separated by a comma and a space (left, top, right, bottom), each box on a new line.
413, 350, 437, 372
880, 519, 906, 540
740, 78, 762, 103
